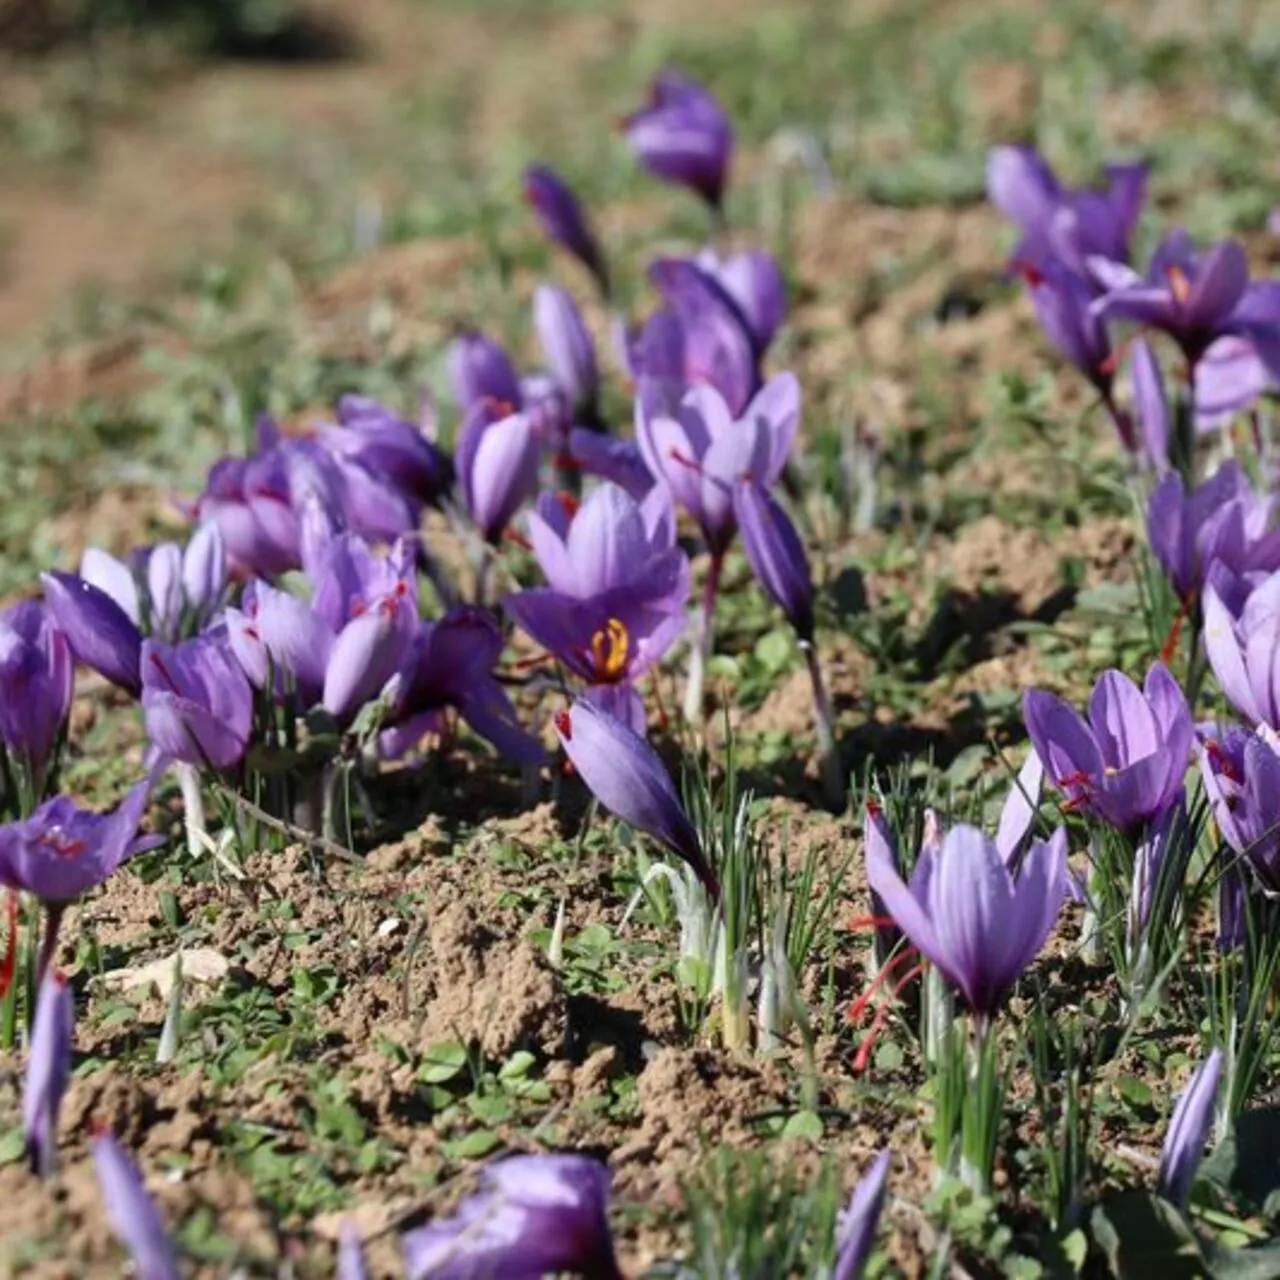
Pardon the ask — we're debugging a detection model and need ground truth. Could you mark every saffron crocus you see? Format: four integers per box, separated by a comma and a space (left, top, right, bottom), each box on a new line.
404, 1153, 621, 1280
1094, 232, 1280, 376
522, 164, 610, 297
81, 523, 228, 644
1157, 1049, 1223, 1210
91, 1131, 180, 1280
534, 284, 600, 424
1199, 725, 1280, 893
1023, 663, 1193, 832
1195, 335, 1274, 429
381, 608, 546, 765
23, 969, 72, 1178
1016, 260, 1132, 449
505, 485, 689, 734
456, 400, 542, 545
40, 571, 143, 696
734, 480, 813, 641
449, 332, 524, 418
320, 394, 453, 509
866, 822, 1068, 1021
636, 372, 799, 557
0, 772, 159, 907
623, 68, 733, 214
986, 145, 1147, 283
554, 698, 716, 898
1147, 462, 1280, 600
697, 248, 786, 354
834, 1151, 891, 1280
141, 636, 253, 772
1203, 570, 1280, 728
228, 550, 417, 728
641, 257, 761, 415
0, 600, 73, 802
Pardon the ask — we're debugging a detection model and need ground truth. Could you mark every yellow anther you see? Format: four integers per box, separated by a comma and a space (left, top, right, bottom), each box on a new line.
590, 617, 630, 681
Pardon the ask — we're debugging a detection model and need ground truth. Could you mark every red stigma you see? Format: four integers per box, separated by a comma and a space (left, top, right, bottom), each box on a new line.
147, 651, 179, 693
554, 710, 572, 739
244, 624, 260, 641
1206, 739, 1243, 785
0, 891, 18, 1002
1160, 592, 1194, 664
504, 528, 533, 552
555, 491, 581, 519
1010, 259, 1045, 287
668, 448, 703, 474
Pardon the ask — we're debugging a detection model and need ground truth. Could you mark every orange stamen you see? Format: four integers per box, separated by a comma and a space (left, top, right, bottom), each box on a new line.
1168, 265, 1192, 306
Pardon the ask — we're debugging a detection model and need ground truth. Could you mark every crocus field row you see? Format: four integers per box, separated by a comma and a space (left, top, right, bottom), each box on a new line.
3, 65, 1280, 1276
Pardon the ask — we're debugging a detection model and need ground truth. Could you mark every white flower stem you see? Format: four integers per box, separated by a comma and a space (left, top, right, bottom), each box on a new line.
176, 763, 207, 858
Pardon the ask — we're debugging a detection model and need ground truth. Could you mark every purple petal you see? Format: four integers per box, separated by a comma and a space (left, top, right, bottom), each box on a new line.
834, 1151, 891, 1280
78, 548, 140, 626
733, 480, 813, 640
40, 571, 143, 696
91, 1132, 180, 1280
1157, 1049, 1222, 1208
23, 970, 72, 1178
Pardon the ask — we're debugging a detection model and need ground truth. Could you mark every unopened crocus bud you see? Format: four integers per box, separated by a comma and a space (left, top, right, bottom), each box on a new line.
322, 603, 415, 725
91, 1131, 179, 1280
23, 969, 73, 1178
1157, 1049, 1222, 1209
734, 480, 814, 641
41, 571, 144, 696
522, 164, 610, 297
449, 332, 523, 415
142, 637, 253, 772
457, 404, 541, 544
835, 1151, 891, 1280
1130, 339, 1169, 473
145, 544, 184, 641
554, 699, 716, 899
181, 521, 227, 619
623, 69, 734, 214
0, 601, 73, 798
703, 249, 786, 353
534, 284, 599, 418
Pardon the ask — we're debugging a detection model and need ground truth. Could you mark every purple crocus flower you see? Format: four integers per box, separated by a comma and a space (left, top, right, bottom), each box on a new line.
141, 636, 253, 772
403, 1153, 622, 1280
534, 284, 600, 424
80, 522, 228, 643
1016, 260, 1132, 448
622, 68, 733, 213
455, 399, 543, 545
636, 257, 761, 416
866, 822, 1068, 1020
636, 372, 799, 557
834, 1151, 891, 1280
91, 1131, 179, 1280
381, 608, 546, 765
0, 772, 159, 904
1203, 570, 1280, 729
734, 479, 813, 641
986, 145, 1147, 284
1199, 724, 1280, 893
1195, 335, 1274, 430
0, 600, 73, 798
318, 394, 453, 508
1023, 663, 1193, 832
1148, 462, 1280, 600
40, 571, 143, 696
554, 698, 717, 898
505, 485, 689, 734
696, 248, 786, 354
228, 540, 417, 727
1094, 232, 1280, 375
23, 969, 72, 1178
522, 164, 610, 297
449, 332, 524, 418
1157, 1049, 1222, 1209
565, 430, 654, 499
